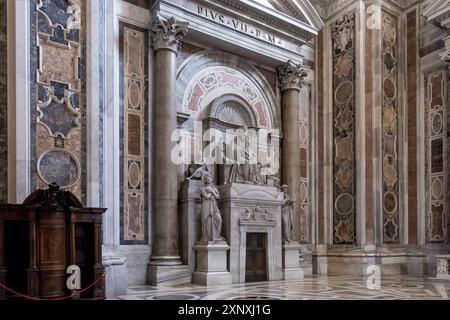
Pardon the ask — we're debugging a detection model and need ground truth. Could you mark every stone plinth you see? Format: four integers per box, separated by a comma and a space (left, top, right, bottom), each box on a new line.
313, 248, 426, 276
179, 180, 203, 272
192, 241, 232, 286
219, 183, 284, 283
282, 242, 304, 280
436, 255, 450, 280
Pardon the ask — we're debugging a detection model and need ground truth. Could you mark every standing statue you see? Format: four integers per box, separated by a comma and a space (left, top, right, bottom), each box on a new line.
281, 185, 295, 243
200, 172, 225, 242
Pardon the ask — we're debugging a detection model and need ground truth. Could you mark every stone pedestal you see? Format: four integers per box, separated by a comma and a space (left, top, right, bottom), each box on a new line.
219, 183, 284, 283
282, 242, 304, 280
435, 255, 450, 280
313, 247, 426, 276
192, 242, 232, 286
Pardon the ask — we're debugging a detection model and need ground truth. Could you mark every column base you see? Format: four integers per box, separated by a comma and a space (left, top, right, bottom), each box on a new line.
192, 241, 232, 286
283, 242, 304, 280
102, 255, 128, 298
147, 264, 190, 286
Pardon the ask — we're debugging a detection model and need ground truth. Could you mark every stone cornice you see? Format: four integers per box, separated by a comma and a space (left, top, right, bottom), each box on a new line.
277, 60, 308, 92
422, 0, 450, 29
440, 35, 450, 66
151, 14, 189, 53
214, 0, 318, 41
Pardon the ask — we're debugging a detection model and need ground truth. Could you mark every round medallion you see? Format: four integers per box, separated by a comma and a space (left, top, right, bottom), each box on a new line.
335, 81, 354, 104
128, 81, 141, 109
37, 148, 80, 189
384, 192, 397, 214
335, 193, 354, 216
128, 162, 141, 189
432, 112, 443, 135
432, 177, 443, 200
384, 78, 396, 99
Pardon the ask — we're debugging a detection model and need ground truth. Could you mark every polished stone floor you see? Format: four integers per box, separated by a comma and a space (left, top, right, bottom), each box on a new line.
116, 275, 450, 300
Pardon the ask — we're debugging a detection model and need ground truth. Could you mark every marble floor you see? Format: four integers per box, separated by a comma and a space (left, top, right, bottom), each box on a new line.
116, 275, 450, 300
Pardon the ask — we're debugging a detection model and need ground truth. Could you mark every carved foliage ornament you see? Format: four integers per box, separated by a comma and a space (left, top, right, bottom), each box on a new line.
277, 60, 308, 91
331, 13, 355, 52
151, 15, 189, 52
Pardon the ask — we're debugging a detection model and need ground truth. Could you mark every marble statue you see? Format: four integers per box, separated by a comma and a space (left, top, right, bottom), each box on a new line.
186, 161, 208, 181
227, 126, 268, 185
200, 172, 224, 242
281, 185, 295, 243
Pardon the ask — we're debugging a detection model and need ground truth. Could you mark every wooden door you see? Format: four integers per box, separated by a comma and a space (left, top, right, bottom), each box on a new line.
245, 233, 267, 282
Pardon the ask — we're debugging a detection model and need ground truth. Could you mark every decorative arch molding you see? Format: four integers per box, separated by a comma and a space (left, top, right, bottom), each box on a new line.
177, 50, 280, 130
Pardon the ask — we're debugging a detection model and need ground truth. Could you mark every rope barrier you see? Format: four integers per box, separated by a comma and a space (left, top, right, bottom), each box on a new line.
0, 272, 105, 301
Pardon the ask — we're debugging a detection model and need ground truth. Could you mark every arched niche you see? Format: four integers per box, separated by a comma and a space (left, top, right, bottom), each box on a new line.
203, 94, 259, 131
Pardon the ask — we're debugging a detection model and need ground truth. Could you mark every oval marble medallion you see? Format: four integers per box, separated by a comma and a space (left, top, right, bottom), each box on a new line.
37, 148, 80, 188
335, 193, 354, 216
432, 112, 443, 135
432, 177, 443, 200
384, 78, 396, 99
128, 161, 141, 189
384, 192, 397, 214
335, 81, 354, 104
128, 81, 141, 109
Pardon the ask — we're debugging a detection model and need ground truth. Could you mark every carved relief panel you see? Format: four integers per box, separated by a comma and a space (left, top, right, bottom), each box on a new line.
382, 13, 399, 244
332, 12, 356, 244
426, 70, 448, 244
120, 23, 148, 244
33, 0, 85, 200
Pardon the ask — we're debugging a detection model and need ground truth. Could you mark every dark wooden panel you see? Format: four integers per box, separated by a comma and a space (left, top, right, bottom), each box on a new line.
245, 233, 267, 282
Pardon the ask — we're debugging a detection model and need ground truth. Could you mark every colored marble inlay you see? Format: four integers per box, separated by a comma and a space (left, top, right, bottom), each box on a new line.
33, 0, 86, 201
120, 23, 148, 244
183, 66, 271, 129
0, 0, 7, 202
426, 70, 448, 244
331, 12, 356, 244
382, 12, 399, 244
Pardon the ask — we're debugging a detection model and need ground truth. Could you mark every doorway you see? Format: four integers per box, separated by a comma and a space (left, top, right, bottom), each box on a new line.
245, 233, 267, 282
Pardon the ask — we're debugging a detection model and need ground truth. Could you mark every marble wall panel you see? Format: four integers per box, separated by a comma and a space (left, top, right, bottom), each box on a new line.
382, 12, 399, 244
365, 16, 374, 244
317, 30, 325, 244
32, 0, 86, 201
0, 0, 7, 202
426, 70, 448, 244
407, 10, 418, 244
120, 23, 148, 245
332, 12, 356, 244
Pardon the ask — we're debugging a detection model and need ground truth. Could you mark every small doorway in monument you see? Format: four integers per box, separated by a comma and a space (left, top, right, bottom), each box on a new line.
245, 233, 268, 282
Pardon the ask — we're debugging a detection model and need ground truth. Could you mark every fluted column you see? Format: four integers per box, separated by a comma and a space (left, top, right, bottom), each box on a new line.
277, 61, 308, 241
149, 16, 188, 272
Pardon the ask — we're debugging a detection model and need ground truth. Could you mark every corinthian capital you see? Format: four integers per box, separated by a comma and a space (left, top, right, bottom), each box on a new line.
277, 60, 309, 91
151, 15, 189, 53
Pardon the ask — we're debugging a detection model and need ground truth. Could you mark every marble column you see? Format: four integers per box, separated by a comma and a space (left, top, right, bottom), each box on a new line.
277, 61, 308, 239
148, 16, 188, 281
